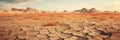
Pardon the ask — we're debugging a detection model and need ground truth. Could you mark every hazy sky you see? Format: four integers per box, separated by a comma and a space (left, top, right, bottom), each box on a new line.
0, 0, 120, 11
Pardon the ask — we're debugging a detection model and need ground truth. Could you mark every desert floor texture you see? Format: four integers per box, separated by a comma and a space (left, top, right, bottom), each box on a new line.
0, 13, 120, 40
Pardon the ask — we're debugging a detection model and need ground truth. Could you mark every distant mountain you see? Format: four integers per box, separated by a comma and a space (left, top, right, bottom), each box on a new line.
89, 8, 100, 13
74, 8, 100, 13
11, 7, 39, 12
74, 8, 88, 12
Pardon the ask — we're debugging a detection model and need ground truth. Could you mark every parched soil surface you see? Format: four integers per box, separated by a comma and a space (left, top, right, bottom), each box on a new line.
0, 13, 120, 40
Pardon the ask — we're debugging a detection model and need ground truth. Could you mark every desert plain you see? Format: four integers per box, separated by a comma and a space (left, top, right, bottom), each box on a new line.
0, 12, 120, 40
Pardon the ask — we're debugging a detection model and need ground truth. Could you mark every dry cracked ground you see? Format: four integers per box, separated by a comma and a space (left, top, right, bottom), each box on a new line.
0, 13, 120, 40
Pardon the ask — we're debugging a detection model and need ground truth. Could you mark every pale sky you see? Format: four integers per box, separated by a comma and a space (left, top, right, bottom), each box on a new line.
0, 0, 120, 11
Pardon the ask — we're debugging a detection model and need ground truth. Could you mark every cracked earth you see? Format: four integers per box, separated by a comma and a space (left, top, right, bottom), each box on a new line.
0, 13, 120, 40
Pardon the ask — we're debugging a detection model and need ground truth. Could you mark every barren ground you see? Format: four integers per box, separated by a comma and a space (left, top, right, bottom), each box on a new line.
0, 13, 120, 40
